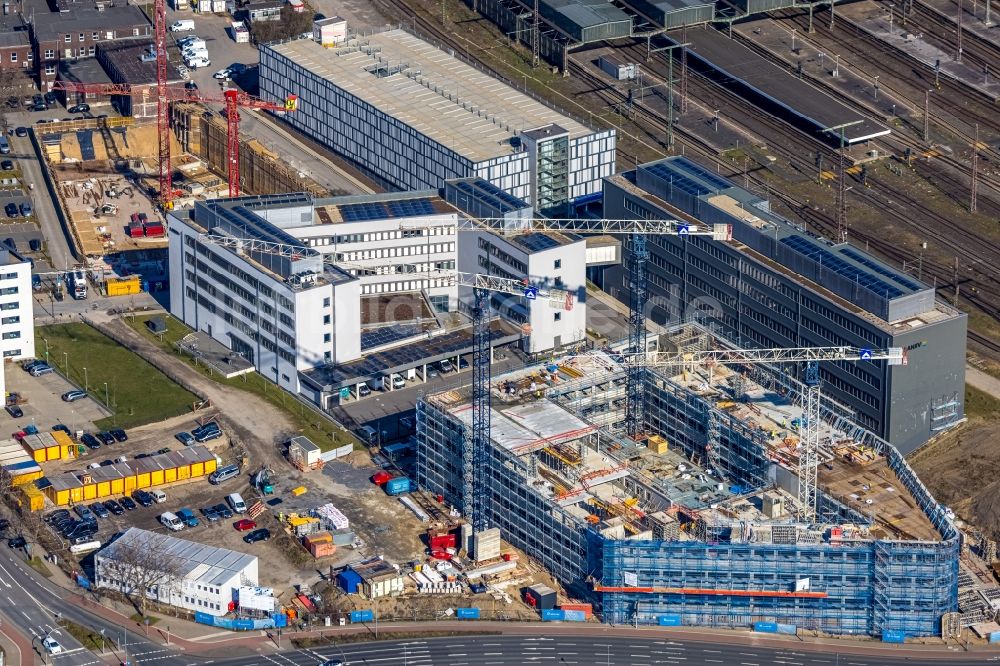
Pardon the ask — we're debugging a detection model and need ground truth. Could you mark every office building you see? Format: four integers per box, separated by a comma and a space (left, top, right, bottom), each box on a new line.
0, 248, 35, 399
168, 195, 361, 394
259, 29, 616, 214
416, 323, 958, 637
599, 157, 966, 454
95, 527, 259, 617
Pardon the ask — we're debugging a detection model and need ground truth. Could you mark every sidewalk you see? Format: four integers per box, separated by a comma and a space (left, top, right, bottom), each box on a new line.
0, 611, 35, 666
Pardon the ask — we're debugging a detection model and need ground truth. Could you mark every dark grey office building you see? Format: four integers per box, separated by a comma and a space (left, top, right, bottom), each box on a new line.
600, 157, 966, 455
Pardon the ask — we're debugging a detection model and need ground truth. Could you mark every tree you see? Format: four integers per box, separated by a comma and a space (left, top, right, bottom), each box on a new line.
250, 8, 315, 44
97, 533, 184, 615
0, 68, 32, 110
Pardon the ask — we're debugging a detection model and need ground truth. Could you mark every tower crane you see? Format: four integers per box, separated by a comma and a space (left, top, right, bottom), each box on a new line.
52, 85, 298, 200
601, 346, 907, 522
198, 216, 734, 532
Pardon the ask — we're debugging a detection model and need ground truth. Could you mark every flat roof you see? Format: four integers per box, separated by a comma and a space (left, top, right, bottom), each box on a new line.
678, 28, 889, 144
99, 38, 184, 85
315, 195, 454, 225
57, 57, 113, 85
266, 30, 593, 163
100, 527, 257, 587
26, 0, 150, 40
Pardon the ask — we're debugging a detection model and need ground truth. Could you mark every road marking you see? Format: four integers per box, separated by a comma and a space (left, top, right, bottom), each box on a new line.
741, 662, 759, 666
704, 649, 722, 654
705, 660, 723, 664
483, 653, 501, 656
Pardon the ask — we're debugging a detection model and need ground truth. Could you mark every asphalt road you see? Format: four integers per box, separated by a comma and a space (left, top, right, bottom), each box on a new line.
193, 634, 1000, 666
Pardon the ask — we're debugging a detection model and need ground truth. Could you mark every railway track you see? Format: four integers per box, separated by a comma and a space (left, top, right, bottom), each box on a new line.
908, 0, 1000, 77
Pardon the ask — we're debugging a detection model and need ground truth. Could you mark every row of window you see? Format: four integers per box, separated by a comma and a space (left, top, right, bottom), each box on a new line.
335, 242, 455, 262
4, 52, 30, 63
316, 225, 455, 246
183, 596, 222, 610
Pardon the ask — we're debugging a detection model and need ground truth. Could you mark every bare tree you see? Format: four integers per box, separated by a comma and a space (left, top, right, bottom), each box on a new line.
0, 68, 31, 109
97, 534, 184, 615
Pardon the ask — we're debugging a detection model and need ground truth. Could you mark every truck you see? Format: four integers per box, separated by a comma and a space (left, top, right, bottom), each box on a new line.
69, 269, 87, 299
230, 21, 249, 43
176, 508, 200, 528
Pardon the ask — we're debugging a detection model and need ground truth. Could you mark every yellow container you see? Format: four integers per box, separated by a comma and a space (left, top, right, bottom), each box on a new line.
21, 485, 44, 512
150, 469, 165, 486
165, 467, 178, 483
647, 435, 668, 454
291, 486, 307, 496
107, 276, 141, 297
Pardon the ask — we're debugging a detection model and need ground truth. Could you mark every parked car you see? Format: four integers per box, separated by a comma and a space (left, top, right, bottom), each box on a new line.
97, 431, 115, 446
30, 364, 54, 376
132, 490, 154, 507
7, 535, 26, 549
4, 203, 17, 218
74, 505, 95, 522
90, 502, 109, 519
213, 68, 232, 80
243, 528, 270, 544
357, 383, 371, 397
391, 374, 406, 389
110, 428, 127, 442
213, 503, 233, 519
119, 496, 137, 511
62, 390, 87, 402
175, 431, 195, 446
233, 518, 256, 531
99, 459, 113, 467
68, 103, 90, 113
5, 405, 22, 418
81, 433, 100, 449
1, 160, 12, 170
114, 455, 128, 464
157, 447, 171, 455
22, 359, 44, 371
20, 202, 31, 217
53, 424, 71, 435
439, 359, 454, 373
201, 506, 220, 522
103, 499, 124, 515
14, 126, 27, 137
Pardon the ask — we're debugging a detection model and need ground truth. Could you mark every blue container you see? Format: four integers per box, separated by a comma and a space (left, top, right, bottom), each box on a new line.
541, 609, 565, 621
776, 623, 797, 635
989, 631, 1000, 644
881, 629, 905, 643
754, 621, 778, 633
385, 476, 412, 495
350, 609, 374, 623
562, 610, 586, 622
657, 615, 682, 626
456, 608, 480, 620
337, 569, 362, 594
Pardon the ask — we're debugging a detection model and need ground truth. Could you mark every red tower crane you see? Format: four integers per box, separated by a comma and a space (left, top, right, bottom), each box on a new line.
154, 0, 169, 208
53, 82, 298, 198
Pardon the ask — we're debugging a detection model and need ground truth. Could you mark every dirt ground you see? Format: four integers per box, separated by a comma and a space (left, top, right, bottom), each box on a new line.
909, 385, 1000, 540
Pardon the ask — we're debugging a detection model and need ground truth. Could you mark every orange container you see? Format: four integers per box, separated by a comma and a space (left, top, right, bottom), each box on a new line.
304, 531, 333, 546
560, 603, 593, 618
310, 541, 336, 558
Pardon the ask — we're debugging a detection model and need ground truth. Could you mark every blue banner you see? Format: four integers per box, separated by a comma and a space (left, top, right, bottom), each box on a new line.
562, 610, 586, 622
753, 621, 778, 633
456, 608, 480, 619
657, 615, 682, 626
776, 623, 797, 635
350, 609, 374, 623
882, 629, 905, 643
541, 609, 565, 621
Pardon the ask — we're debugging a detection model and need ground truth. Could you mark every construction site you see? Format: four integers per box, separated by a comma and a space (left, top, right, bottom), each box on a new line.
35, 109, 326, 261
416, 322, 964, 637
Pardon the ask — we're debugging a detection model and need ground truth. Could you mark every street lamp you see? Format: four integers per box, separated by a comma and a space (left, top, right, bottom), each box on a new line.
103, 382, 109, 408
99, 628, 105, 654
62, 351, 68, 375
43, 337, 49, 363
83, 367, 88, 392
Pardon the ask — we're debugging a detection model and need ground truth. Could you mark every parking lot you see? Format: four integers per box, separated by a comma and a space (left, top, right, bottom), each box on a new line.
5, 360, 111, 433
163, 7, 259, 99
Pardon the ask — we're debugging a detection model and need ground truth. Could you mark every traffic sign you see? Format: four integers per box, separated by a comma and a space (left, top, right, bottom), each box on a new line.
677, 224, 690, 235
524, 286, 538, 300
859, 348, 873, 360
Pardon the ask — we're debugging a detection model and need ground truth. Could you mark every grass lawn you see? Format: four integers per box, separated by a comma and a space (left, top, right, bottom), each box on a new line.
57, 618, 105, 652
124, 315, 359, 452
36, 323, 199, 430
965, 384, 1000, 421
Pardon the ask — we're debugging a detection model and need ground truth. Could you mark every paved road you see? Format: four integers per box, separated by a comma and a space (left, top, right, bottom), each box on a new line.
197, 634, 1000, 666
0, 545, 164, 666
8, 126, 77, 272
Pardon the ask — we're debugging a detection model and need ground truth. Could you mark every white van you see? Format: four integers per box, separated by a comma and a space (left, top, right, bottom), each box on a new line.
170, 19, 195, 32
186, 56, 211, 69
150, 489, 167, 504
159, 511, 184, 531
226, 492, 246, 514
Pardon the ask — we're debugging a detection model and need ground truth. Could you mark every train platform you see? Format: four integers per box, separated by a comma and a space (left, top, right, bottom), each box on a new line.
675, 26, 891, 145
841, 2, 1000, 102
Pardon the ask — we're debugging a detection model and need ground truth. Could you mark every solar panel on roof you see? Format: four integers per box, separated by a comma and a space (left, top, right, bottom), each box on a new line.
361, 324, 426, 350
780, 236, 903, 298
838, 246, 923, 291
516, 233, 561, 252
644, 163, 711, 196
673, 156, 733, 191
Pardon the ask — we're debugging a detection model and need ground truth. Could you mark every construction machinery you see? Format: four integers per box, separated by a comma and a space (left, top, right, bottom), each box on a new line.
51, 85, 297, 200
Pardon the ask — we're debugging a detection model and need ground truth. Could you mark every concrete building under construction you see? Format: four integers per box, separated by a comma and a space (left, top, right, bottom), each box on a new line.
416, 323, 958, 638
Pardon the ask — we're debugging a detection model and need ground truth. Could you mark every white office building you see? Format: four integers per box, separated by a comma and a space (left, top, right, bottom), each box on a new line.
0, 249, 35, 398
168, 196, 361, 394
272, 191, 460, 313
95, 528, 259, 617
259, 29, 616, 215
458, 228, 587, 354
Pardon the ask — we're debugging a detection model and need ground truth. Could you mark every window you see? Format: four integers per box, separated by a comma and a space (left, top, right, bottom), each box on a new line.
323, 314, 331, 324
79, 33, 85, 42
26, 51, 31, 61
45, 64, 55, 75
9, 53, 15, 63
2, 349, 20, 357
64, 34, 71, 43
323, 333, 331, 343
88, 46, 95, 56
92, 31, 99, 39
2, 316, 19, 325
324, 351, 332, 361
553, 312, 561, 321
322, 297, 330, 307
554, 259, 562, 269
44, 49, 54, 59
0, 287, 16, 296
132, 27, 140, 36
2, 332, 20, 340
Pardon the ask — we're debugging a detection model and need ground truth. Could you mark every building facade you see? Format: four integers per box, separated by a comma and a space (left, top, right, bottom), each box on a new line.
599, 157, 966, 455
0, 249, 35, 399
168, 196, 361, 394
416, 326, 959, 637
259, 30, 615, 213
0, 26, 34, 87
26, 0, 151, 89
95, 527, 259, 617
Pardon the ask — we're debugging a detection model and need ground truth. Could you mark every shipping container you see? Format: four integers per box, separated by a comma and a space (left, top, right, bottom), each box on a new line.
560, 602, 593, 618
385, 476, 411, 495
143, 223, 166, 237
350, 609, 374, 623
107, 276, 141, 297
337, 568, 362, 594
128, 222, 144, 238
524, 584, 557, 610
598, 55, 637, 81
310, 541, 336, 558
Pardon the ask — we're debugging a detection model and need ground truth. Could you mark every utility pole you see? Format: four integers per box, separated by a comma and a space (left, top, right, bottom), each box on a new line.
971, 123, 979, 213
923, 89, 931, 142
823, 121, 862, 244
680, 26, 688, 113
829, 0, 836, 30
953, 257, 960, 304
957, 0, 964, 62
652, 42, 691, 151
532, 0, 539, 67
